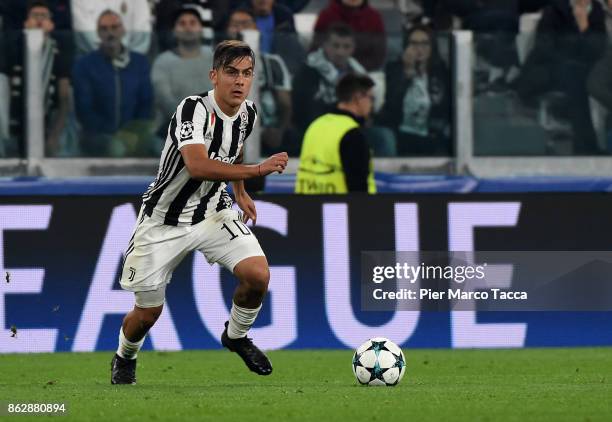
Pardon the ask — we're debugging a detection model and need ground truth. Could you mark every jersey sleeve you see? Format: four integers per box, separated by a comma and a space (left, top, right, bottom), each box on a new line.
174, 97, 208, 150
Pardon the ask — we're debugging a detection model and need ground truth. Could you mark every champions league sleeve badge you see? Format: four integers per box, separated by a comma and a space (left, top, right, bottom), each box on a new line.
180, 121, 195, 142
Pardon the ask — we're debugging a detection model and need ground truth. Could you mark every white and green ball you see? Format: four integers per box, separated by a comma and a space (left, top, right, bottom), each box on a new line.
352, 337, 406, 386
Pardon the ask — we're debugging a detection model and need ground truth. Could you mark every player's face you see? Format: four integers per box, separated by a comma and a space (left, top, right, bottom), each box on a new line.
209, 56, 254, 110
227, 11, 257, 38
323, 34, 354, 69
174, 14, 203, 44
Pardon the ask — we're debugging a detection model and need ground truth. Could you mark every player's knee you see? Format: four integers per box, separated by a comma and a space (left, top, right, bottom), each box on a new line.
244, 266, 270, 295
137, 307, 162, 330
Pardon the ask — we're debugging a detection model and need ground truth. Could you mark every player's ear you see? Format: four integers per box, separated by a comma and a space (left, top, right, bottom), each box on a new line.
209, 69, 216, 84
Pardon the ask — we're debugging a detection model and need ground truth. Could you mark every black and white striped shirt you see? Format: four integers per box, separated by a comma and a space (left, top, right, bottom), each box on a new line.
142, 90, 257, 226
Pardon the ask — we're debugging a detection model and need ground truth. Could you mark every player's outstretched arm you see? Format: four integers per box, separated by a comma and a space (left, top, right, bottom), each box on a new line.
180, 144, 288, 181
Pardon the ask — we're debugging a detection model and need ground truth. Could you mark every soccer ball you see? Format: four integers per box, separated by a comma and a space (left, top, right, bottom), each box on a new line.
352, 337, 406, 386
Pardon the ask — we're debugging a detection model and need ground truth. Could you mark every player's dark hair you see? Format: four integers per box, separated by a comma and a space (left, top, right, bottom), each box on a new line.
323, 22, 354, 42
213, 40, 255, 70
336, 73, 375, 103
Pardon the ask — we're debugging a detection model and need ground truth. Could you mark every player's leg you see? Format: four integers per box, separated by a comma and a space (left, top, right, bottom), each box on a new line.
111, 212, 189, 385
221, 255, 272, 375
228, 255, 270, 334
111, 286, 166, 385
118, 287, 166, 358
121, 304, 164, 345
198, 208, 272, 375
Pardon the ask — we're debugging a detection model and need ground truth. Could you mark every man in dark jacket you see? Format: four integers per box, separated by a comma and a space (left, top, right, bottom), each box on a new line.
516, 0, 606, 154
72, 10, 154, 157
292, 23, 366, 134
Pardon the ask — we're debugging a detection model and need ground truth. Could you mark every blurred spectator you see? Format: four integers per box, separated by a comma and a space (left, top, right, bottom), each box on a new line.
240, 0, 305, 74
292, 23, 395, 156
515, 0, 607, 154
313, 0, 386, 71
292, 23, 366, 133
1, 0, 71, 31
378, 25, 451, 156
446, 1, 520, 79
72, 10, 154, 156
225, 8, 301, 155
5, 0, 72, 156
153, 0, 226, 51
151, 5, 213, 136
71, 0, 152, 55
295, 73, 376, 194
247, 0, 296, 53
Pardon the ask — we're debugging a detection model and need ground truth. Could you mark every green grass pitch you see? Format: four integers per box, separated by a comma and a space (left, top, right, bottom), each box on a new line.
0, 348, 610, 421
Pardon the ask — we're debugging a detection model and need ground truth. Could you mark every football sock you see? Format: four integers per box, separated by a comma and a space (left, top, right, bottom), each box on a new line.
116, 328, 145, 360
227, 302, 261, 339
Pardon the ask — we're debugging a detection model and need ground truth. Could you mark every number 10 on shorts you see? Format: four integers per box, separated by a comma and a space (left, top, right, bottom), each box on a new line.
221, 219, 252, 241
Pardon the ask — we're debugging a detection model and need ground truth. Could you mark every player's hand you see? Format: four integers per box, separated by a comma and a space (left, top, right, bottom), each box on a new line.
235, 191, 257, 225
259, 152, 289, 176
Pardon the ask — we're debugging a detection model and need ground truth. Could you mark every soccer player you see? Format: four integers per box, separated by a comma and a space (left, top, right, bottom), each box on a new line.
110, 40, 288, 384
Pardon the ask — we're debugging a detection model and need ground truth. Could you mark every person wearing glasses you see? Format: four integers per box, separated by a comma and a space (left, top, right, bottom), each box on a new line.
377, 25, 451, 156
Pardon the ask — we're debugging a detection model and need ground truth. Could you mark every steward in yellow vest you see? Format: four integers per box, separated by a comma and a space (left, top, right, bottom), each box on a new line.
295, 74, 377, 194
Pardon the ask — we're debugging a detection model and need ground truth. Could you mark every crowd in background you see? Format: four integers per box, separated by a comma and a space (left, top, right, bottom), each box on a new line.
0, 0, 610, 158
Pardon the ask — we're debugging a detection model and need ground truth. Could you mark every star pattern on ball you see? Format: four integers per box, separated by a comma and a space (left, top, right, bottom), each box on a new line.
392, 352, 405, 370
368, 360, 390, 383
352, 352, 364, 371
366, 340, 390, 357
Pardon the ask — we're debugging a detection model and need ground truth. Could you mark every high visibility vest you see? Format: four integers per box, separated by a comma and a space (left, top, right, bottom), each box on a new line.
295, 113, 376, 194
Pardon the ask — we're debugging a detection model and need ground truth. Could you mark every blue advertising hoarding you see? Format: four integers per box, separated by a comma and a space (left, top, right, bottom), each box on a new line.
1, 193, 611, 353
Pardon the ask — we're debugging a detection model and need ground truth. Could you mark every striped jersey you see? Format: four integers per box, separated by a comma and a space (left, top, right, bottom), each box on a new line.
142, 90, 257, 226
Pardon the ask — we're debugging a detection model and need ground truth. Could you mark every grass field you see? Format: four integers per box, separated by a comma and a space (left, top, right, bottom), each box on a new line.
1, 348, 611, 421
